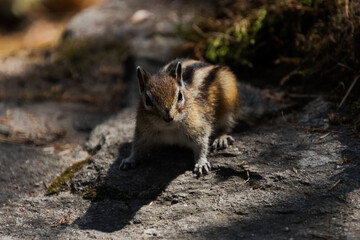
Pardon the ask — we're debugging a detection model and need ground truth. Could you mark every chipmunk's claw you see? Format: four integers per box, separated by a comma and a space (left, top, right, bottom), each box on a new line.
120, 156, 136, 170
212, 135, 234, 150
194, 161, 211, 177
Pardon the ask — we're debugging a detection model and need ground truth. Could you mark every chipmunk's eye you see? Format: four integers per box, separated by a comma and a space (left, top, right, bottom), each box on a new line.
178, 91, 183, 102
145, 94, 153, 107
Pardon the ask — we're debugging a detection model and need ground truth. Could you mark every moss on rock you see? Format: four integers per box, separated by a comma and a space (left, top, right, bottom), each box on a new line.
46, 156, 92, 195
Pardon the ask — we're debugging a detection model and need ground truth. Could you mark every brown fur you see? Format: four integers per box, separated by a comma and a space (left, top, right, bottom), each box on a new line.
120, 59, 240, 176
147, 74, 177, 111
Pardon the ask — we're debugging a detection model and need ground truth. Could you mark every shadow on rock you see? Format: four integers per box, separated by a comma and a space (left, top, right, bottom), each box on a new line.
197, 100, 360, 239
199, 156, 360, 239
74, 143, 194, 232
72, 98, 359, 238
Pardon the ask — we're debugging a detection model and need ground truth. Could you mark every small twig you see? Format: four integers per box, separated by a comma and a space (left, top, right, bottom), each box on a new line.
337, 62, 355, 72
281, 111, 351, 137
194, 42, 205, 61
237, 161, 246, 167
319, 133, 330, 140
337, 73, 360, 111
302, 127, 348, 136
51, 215, 70, 227
261, 161, 270, 166
288, 93, 321, 99
345, 0, 349, 18
328, 179, 341, 191
289, 3, 318, 12
0, 136, 32, 144
243, 170, 250, 183
192, 24, 208, 38
310, 232, 334, 239
211, 32, 236, 41
280, 68, 304, 86
43, 181, 49, 190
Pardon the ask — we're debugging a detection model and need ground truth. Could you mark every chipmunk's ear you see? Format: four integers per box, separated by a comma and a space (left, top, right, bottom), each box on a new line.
136, 66, 150, 93
175, 62, 184, 87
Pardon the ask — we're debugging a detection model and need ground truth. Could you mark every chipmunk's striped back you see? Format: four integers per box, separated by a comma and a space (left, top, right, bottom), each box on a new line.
121, 58, 241, 176
161, 58, 240, 127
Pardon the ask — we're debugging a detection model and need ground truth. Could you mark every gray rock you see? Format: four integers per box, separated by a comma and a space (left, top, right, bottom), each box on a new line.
66, 98, 360, 239
63, 0, 194, 61
1, 0, 359, 238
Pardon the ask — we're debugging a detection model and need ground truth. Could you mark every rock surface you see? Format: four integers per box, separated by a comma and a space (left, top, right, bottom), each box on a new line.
1, 96, 359, 239
70, 98, 360, 239
0, 0, 359, 239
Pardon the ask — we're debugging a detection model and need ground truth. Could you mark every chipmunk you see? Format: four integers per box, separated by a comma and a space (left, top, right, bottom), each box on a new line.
120, 58, 240, 176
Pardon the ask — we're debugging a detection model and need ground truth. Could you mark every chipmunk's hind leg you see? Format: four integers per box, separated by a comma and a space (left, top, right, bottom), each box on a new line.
212, 113, 236, 150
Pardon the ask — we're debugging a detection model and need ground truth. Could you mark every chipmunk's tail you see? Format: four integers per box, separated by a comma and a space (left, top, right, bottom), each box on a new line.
237, 82, 281, 124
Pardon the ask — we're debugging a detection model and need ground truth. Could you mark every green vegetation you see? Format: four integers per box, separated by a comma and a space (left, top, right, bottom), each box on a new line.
46, 156, 92, 195
298, 0, 312, 6
178, 0, 360, 134
205, 8, 267, 67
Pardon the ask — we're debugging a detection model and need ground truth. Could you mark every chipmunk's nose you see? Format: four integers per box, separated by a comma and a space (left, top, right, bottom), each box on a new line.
163, 110, 174, 122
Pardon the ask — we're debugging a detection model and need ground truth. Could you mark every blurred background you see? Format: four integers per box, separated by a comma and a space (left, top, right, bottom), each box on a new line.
0, 0, 359, 145
0, 0, 103, 56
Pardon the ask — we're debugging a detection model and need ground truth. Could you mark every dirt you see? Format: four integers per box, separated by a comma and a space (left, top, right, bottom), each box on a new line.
0, 0, 359, 239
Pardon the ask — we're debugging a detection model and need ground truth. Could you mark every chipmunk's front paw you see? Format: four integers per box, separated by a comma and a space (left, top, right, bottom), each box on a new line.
212, 134, 234, 150
120, 155, 136, 170
194, 159, 211, 176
